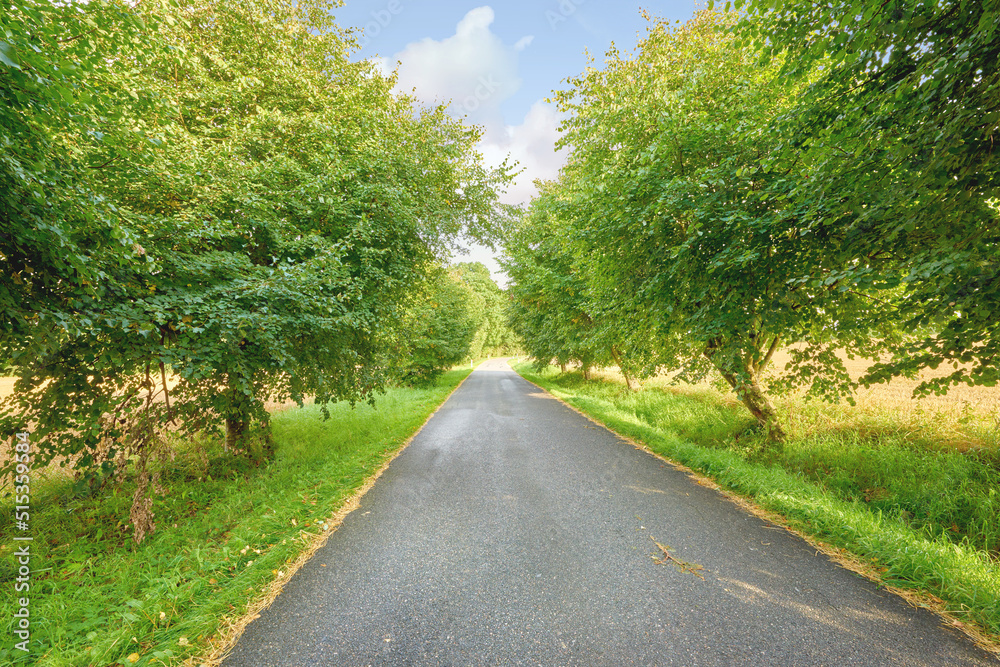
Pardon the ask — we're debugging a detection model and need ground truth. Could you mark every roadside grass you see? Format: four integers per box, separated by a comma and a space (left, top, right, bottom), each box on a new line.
0, 369, 470, 666
513, 362, 1000, 641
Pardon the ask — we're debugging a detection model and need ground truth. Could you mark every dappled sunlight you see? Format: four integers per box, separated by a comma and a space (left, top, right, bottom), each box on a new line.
716, 576, 907, 640
840, 604, 912, 628
747, 566, 782, 580
625, 485, 668, 495
716, 576, 940, 666
613, 411, 649, 429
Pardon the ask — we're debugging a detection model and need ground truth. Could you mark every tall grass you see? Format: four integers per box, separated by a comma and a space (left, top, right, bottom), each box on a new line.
514, 363, 1000, 640
0, 370, 470, 666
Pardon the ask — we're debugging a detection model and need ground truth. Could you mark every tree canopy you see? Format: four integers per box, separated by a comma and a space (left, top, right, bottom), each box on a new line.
399, 268, 481, 385
557, 11, 905, 436
0, 0, 154, 342
728, 0, 1000, 394
503, 183, 603, 378
505, 6, 997, 439
452, 261, 520, 359
0, 0, 514, 512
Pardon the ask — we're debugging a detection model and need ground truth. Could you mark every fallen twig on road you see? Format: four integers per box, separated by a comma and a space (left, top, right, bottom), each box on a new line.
651, 537, 706, 580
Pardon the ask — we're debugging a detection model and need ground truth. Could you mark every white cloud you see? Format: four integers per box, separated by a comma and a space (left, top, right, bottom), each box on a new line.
480, 100, 566, 206
387, 6, 559, 207
456, 100, 567, 287
388, 7, 563, 284
390, 7, 530, 138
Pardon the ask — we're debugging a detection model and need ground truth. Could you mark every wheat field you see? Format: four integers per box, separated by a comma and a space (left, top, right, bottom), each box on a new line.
769, 350, 1000, 414
582, 349, 1000, 451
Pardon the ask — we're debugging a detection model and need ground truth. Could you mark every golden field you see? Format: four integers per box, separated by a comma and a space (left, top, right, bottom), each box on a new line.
0, 376, 14, 401
5, 352, 998, 453
0, 376, 296, 412
585, 350, 1000, 452
8, 351, 995, 417
769, 349, 1000, 415
0, 376, 296, 480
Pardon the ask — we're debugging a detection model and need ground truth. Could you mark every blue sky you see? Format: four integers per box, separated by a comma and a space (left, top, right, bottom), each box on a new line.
331, 1, 700, 280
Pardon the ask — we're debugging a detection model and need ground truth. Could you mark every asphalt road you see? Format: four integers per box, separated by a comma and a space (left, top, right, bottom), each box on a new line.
223, 359, 998, 666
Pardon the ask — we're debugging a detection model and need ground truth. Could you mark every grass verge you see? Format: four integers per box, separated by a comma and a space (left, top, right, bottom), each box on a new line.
0, 369, 470, 666
513, 362, 1000, 648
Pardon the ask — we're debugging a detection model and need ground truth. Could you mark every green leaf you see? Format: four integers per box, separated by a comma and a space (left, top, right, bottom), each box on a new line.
0, 41, 20, 69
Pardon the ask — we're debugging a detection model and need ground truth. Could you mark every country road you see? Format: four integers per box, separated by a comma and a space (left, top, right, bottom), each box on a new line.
223, 359, 997, 666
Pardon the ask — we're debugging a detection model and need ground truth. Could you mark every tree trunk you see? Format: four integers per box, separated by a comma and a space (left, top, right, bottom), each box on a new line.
225, 376, 251, 455
582, 361, 592, 381
560, 363, 568, 373
610, 345, 641, 391
225, 413, 248, 453
729, 375, 785, 443
259, 420, 275, 460
704, 345, 785, 442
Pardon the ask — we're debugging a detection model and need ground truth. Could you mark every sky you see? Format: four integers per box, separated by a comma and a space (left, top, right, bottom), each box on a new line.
330, 0, 700, 283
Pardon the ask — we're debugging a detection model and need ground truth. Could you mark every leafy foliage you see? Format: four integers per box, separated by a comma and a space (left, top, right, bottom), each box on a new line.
400, 269, 480, 385
551, 11, 905, 436
510, 3, 999, 435
452, 261, 520, 358
508, 10, 923, 438
0, 0, 513, 537
502, 184, 609, 379
0, 0, 155, 342
729, 0, 1000, 394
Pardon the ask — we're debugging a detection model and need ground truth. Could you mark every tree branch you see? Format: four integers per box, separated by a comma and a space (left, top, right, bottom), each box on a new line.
57, 27, 99, 44
88, 155, 118, 170
160, 361, 176, 426
760, 334, 781, 373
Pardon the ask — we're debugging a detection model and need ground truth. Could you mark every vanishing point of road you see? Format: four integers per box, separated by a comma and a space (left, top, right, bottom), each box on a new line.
224, 359, 998, 666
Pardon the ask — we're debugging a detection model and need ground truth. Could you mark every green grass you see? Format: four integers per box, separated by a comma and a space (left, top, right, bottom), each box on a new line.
513, 362, 1000, 639
0, 369, 470, 666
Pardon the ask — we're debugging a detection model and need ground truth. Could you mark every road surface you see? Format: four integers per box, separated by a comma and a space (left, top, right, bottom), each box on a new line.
223, 359, 997, 666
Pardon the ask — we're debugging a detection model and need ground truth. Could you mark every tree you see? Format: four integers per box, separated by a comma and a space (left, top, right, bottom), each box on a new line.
503, 183, 613, 381
399, 269, 481, 385
453, 262, 520, 359
730, 0, 1000, 395
0, 0, 514, 512
549, 10, 906, 439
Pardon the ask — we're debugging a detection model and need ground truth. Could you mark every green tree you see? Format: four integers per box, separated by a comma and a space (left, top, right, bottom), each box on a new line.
400, 269, 480, 385
502, 183, 613, 381
550, 10, 905, 438
453, 262, 520, 359
1, 0, 513, 505
730, 0, 1000, 394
